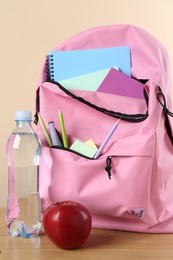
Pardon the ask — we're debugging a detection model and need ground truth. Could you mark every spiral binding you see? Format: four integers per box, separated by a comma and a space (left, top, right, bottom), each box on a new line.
46, 54, 55, 81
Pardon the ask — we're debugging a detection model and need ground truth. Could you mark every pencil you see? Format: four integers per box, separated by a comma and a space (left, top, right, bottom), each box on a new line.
38, 113, 52, 147
58, 108, 68, 148
94, 118, 120, 159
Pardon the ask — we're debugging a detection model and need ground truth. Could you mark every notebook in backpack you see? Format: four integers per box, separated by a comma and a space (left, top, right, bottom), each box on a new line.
35, 24, 173, 233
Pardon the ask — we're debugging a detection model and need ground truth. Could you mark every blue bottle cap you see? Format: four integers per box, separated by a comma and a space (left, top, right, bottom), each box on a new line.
15, 110, 32, 121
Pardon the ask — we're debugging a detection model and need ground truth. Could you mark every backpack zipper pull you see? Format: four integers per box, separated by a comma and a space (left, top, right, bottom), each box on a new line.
105, 156, 112, 179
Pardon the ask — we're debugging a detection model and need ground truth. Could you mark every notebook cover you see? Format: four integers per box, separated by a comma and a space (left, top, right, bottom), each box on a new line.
97, 68, 144, 99
48, 46, 131, 82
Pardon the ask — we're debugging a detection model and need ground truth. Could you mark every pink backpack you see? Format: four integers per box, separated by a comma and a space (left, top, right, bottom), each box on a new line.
35, 24, 173, 233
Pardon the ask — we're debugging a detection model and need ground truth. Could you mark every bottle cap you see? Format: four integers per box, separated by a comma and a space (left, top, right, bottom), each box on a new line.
15, 110, 32, 121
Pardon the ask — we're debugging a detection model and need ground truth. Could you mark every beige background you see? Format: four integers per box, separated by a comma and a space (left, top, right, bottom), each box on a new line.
0, 0, 173, 207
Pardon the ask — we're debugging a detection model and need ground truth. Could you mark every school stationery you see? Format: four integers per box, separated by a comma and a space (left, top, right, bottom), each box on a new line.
48, 121, 62, 146
36, 25, 173, 233
84, 139, 98, 150
38, 113, 52, 147
59, 67, 119, 91
93, 118, 120, 159
97, 68, 145, 98
58, 108, 68, 148
47, 46, 131, 82
70, 139, 98, 158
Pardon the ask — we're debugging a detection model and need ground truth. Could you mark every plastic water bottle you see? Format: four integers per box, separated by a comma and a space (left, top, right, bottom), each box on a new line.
6, 110, 42, 238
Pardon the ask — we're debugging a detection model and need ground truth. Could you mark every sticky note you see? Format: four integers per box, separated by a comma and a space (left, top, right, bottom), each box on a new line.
84, 139, 98, 150
70, 140, 98, 158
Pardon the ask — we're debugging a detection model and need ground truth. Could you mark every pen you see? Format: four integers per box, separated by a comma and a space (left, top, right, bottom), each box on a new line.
48, 121, 62, 146
38, 113, 52, 147
58, 108, 68, 148
93, 118, 121, 159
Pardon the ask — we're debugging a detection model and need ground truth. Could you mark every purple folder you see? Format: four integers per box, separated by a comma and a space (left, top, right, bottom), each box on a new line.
97, 68, 144, 99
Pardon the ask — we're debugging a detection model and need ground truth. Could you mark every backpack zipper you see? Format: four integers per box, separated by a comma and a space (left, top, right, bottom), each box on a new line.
105, 156, 112, 179
51, 145, 96, 160
34, 80, 149, 124
49, 80, 149, 122
52, 145, 113, 180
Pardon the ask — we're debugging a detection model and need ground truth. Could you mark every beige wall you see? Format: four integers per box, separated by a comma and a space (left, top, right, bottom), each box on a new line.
0, 0, 173, 206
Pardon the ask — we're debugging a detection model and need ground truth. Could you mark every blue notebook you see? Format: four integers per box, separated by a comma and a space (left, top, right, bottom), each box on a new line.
48, 46, 131, 82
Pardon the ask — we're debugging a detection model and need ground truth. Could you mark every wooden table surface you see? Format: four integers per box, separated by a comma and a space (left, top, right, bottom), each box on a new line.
1, 207, 173, 260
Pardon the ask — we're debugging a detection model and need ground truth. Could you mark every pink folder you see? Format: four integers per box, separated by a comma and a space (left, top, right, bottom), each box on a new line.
97, 68, 144, 99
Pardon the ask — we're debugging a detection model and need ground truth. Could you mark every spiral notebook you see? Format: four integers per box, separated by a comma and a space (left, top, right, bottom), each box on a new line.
47, 46, 131, 82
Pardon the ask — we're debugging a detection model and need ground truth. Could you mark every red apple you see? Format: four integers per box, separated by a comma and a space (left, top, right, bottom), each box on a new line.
43, 201, 92, 249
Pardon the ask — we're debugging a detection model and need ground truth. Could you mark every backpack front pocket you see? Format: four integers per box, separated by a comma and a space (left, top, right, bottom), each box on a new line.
39, 132, 157, 232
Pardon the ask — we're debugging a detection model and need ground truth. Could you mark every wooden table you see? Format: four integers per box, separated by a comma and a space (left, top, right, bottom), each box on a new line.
1, 207, 173, 260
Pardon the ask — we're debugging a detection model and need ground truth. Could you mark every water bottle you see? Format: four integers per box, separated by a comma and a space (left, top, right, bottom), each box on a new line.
6, 110, 42, 238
